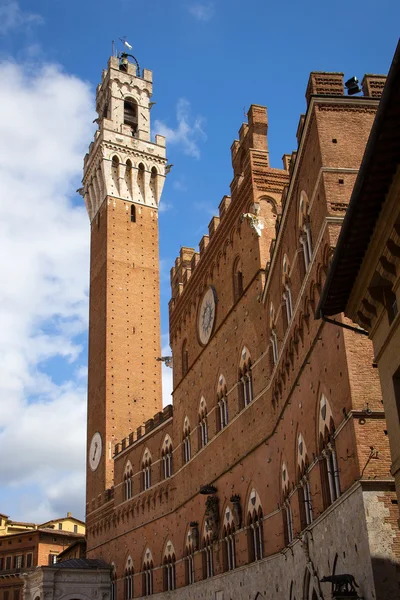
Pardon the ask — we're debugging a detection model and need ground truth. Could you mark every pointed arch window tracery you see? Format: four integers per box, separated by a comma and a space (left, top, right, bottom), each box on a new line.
198, 397, 208, 448
222, 507, 236, 571
297, 433, 313, 529
163, 542, 176, 592
161, 436, 173, 479
124, 461, 133, 500
247, 490, 264, 562
183, 418, 191, 464
202, 533, 214, 579
141, 449, 152, 491
185, 528, 196, 585
142, 557, 153, 596
124, 557, 134, 600
319, 394, 341, 509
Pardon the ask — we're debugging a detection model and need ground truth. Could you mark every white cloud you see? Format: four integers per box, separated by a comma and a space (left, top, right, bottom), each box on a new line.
0, 1, 43, 35
155, 98, 206, 159
172, 178, 188, 192
159, 201, 173, 213
188, 3, 215, 21
0, 58, 94, 520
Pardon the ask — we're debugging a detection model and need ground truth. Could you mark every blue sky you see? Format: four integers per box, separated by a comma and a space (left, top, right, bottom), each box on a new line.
0, 0, 398, 522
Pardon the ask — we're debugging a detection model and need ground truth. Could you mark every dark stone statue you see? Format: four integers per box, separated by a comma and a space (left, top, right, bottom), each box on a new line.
320, 574, 359, 596
189, 521, 199, 550
205, 496, 219, 540
230, 494, 242, 528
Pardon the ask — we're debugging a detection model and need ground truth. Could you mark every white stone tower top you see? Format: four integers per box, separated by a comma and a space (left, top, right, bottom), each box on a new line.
81, 55, 167, 221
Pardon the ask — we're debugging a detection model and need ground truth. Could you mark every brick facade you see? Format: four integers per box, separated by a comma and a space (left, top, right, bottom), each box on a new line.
318, 41, 400, 525
84, 56, 400, 600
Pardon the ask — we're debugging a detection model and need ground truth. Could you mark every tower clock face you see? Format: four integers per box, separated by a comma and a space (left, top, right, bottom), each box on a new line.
89, 432, 102, 472
198, 287, 217, 346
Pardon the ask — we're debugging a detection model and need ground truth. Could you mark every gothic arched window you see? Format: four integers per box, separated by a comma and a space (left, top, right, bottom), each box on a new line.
124, 461, 133, 500
203, 534, 214, 578
161, 436, 173, 479
142, 559, 153, 596
141, 450, 152, 491
223, 523, 236, 571
248, 508, 263, 562
320, 440, 340, 509
163, 555, 176, 591
124, 558, 134, 600
185, 548, 195, 585
198, 398, 208, 448
247, 489, 264, 563
297, 433, 313, 530
282, 499, 294, 546
270, 329, 279, 366
163, 542, 176, 591
318, 395, 340, 510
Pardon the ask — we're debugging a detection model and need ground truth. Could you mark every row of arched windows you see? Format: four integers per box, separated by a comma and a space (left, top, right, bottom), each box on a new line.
180, 346, 254, 423
122, 395, 340, 546
116, 497, 265, 596
269, 190, 315, 368
117, 430, 340, 596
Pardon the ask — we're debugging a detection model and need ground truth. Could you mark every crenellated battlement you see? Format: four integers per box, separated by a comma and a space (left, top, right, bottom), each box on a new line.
168, 104, 290, 319
305, 71, 387, 107
168, 197, 230, 306
114, 404, 173, 457
167, 69, 389, 325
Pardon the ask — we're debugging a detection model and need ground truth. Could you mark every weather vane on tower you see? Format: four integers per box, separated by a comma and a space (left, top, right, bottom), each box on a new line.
110, 36, 141, 77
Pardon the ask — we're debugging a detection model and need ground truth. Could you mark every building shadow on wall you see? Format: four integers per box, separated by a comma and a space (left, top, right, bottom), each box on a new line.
370, 556, 400, 600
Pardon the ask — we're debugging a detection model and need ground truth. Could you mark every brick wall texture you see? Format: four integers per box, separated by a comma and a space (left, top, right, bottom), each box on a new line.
84, 67, 400, 600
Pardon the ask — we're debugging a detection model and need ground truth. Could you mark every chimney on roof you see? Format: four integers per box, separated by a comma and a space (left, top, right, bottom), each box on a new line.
67, 512, 71, 518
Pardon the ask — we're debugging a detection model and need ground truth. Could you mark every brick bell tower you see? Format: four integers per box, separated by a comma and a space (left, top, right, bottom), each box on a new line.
82, 53, 167, 508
